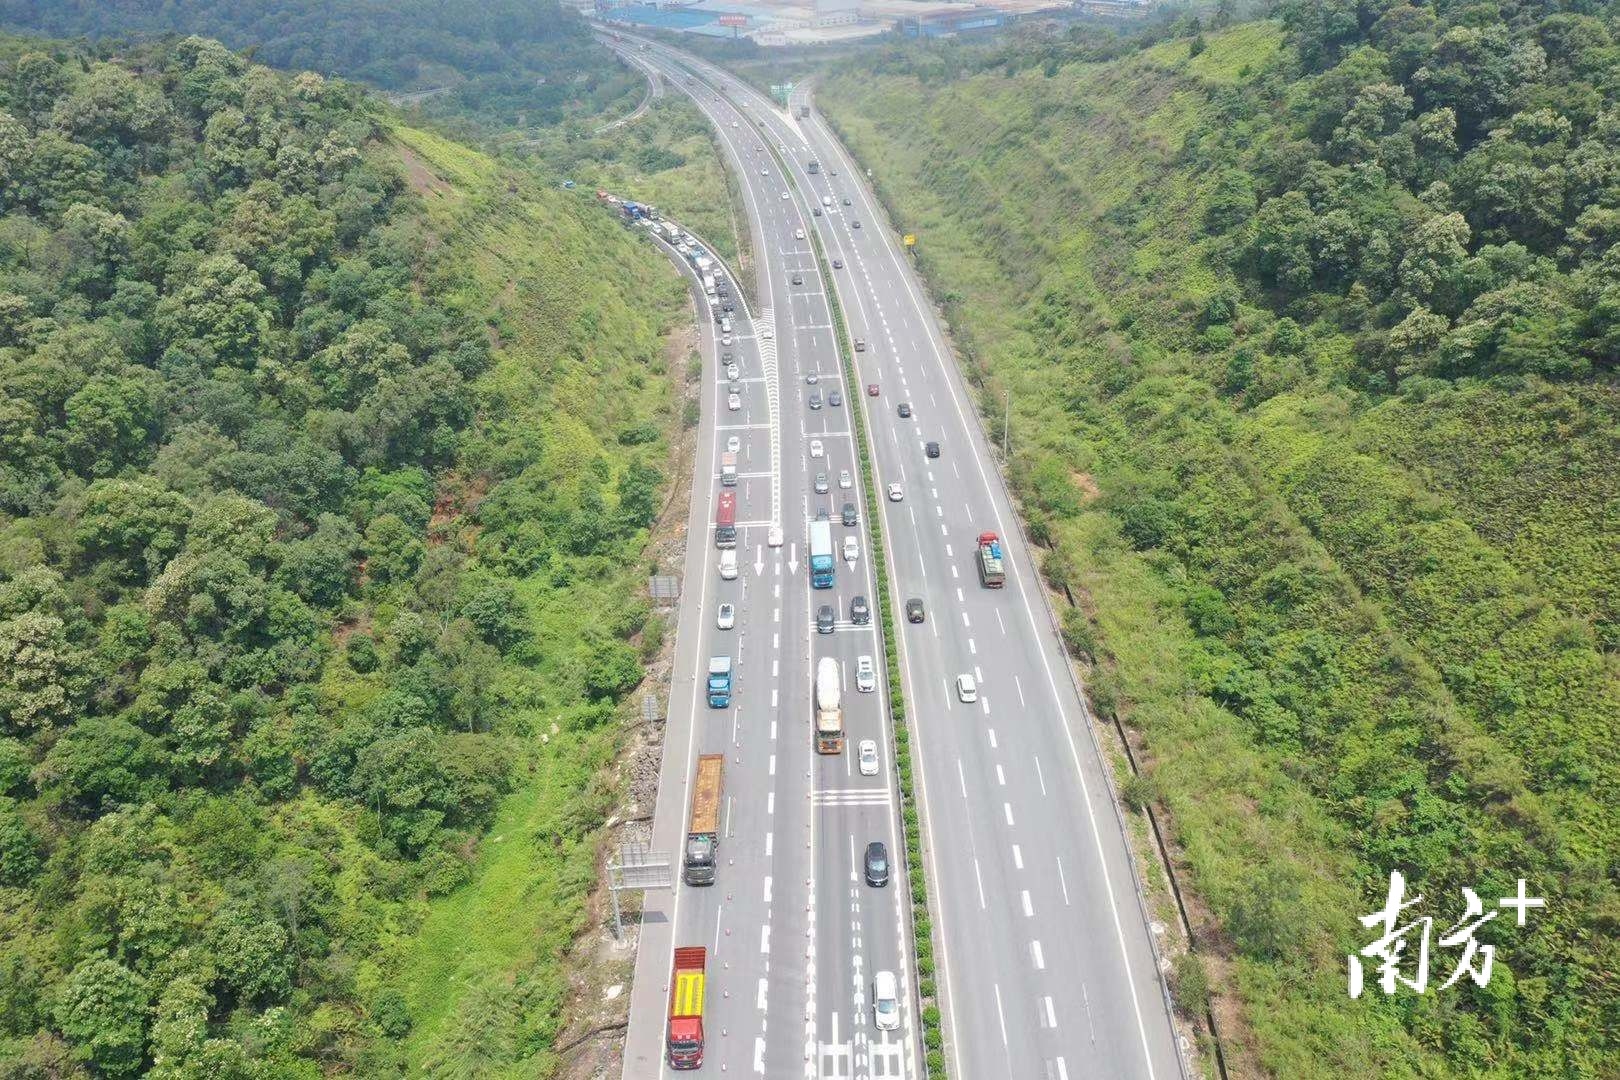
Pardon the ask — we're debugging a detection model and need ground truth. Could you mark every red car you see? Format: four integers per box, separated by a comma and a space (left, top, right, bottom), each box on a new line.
866, 383, 880, 397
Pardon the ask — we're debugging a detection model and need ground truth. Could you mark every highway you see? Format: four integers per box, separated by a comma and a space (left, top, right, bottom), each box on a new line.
615, 41, 920, 1080
614, 35, 1185, 1080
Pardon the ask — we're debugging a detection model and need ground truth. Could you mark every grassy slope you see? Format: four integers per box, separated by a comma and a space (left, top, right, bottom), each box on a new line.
372, 123, 685, 1076
821, 22, 1619, 1079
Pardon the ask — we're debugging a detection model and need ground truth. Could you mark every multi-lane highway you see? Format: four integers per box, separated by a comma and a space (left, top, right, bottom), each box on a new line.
616, 41, 920, 1080
615, 35, 1186, 1080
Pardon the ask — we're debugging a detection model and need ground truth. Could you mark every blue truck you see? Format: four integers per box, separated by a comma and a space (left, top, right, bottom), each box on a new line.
809, 520, 835, 589
707, 656, 733, 708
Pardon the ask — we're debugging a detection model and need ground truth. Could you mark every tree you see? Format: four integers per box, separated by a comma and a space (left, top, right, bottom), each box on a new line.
156, 254, 272, 366
54, 957, 151, 1077
583, 639, 642, 701
363, 513, 423, 587
35, 716, 167, 810
0, 610, 89, 735
0, 796, 42, 885
76, 480, 193, 583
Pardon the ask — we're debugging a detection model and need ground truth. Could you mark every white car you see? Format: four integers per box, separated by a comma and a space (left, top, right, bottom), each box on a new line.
731, 120, 739, 128
873, 971, 899, 1031
761, 327, 773, 340
760, 168, 769, 176
794, 228, 805, 240
856, 655, 876, 693
719, 550, 738, 580
726, 435, 741, 453
721, 335, 733, 347
858, 739, 879, 776
956, 673, 978, 703
781, 191, 791, 200
843, 536, 859, 563
727, 393, 742, 412
767, 525, 784, 547
838, 470, 852, 490
810, 439, 824, 458
717, 602, 736, 630
806, 371, 819, 385
887, 483, 904, 502
725, 363, 740, 380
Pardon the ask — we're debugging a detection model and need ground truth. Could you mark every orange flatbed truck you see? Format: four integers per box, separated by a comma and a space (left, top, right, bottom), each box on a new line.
667, 946, 707, 1069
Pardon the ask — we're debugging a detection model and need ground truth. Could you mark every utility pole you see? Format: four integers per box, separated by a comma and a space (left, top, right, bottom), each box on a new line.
1004, 389, 1012, 460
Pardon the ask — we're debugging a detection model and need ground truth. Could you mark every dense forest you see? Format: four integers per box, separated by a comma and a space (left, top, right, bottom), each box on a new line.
818, 2, 1618, 1076
0, 33, 679, 1077
0, 0, 640, 130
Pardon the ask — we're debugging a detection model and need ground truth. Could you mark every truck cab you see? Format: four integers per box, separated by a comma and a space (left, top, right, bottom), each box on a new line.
707, 656, 733, 707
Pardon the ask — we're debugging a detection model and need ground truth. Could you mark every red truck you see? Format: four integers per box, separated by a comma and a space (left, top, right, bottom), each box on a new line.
976, 532, 1006, 588
666, 946, 707, 1069
715, 491, 737, 549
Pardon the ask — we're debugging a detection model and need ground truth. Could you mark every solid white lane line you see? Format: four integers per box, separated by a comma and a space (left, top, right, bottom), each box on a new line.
1035, 756, 1048, 796
1058, 857, 1071, 905
993, 984, 1009, 1047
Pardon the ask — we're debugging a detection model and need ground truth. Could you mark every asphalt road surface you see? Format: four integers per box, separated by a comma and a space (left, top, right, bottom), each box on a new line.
613, 35, 1186, 1080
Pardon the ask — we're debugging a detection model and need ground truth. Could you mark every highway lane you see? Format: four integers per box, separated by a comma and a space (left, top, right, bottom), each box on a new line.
622, 39, 1189, 1080
615, 43, 918, 1080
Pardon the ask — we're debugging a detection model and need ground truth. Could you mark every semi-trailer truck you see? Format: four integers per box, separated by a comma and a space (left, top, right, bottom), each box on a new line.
707, 656, 733, 708
976, 531, 1006, 588
809, 519, 835, 588
715, 491, 737, 548
815, 656, 845, 753
666, 946, 707, 1069
683, 754, 723, 885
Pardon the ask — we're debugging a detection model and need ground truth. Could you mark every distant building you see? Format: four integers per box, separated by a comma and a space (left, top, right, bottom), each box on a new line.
898, 6, 1008, 35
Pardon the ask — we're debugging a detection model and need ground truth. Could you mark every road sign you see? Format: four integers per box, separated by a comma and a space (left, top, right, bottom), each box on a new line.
903, 234, 916, 247
718, 13, 747, 26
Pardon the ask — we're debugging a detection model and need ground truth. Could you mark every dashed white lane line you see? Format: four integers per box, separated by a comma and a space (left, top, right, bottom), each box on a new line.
974, 858, 987, 909
761, 925, 771, 954
1012, 844, 1023, 869
956, 759, 967, 798
988, 727, 997, 749
1058, 857, 1072, 905
995, 764, 1005, 786
766, 831, 773, 856
1021, 890, 1034, 918
1032, 940, 1045, 970
758, 980, 769, 1009
1044, 996, 1058, 1029
768, 791, 775, 815
993, 984, 1009, 1047
1003, 802, 1015, 827
1015, 675, 1025, 707
763, 876, 773, 903
1057, 1057, 1070, 1080
769, 753, 777, 776
1035, 756, 1047, 796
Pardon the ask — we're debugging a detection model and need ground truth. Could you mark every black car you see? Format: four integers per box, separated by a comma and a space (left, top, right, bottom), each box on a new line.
905, 598, 925, 623
791, 273, 803, 285
723, 300, 735, 312
828, 390, 842, 407
850, 596, 871, 624
926, 441, 940, 458
841, 502, 858, 526
817, 507, 830, 521
898, 402, 912, 419
722, 351, 734, 363
864, 841, 889, 887
817, 605, 835, 634
832, 258, 844, 269
851, 220, 862, 229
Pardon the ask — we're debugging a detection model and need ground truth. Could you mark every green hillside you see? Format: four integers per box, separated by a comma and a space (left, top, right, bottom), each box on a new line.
820, 10, 1619, 1078
0, 34, 681, 1077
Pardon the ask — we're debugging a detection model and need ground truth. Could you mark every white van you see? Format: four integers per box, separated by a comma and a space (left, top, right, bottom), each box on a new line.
719, 549, 738, 580
822, 195, 832, 208
720, 316, 732, 334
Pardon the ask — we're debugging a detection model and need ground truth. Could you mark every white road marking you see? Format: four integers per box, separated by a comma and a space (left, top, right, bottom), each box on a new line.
1022, 890, 1034, 918
957, 759, 967, 798
1045, 996, 1057, 1029
1032, 940, 1045, 970
993, 984, 1009, 1047
1035, 756, 1048, 796
769, 753, 777, 776
1004, 802, 1015, 827
1014, 675, 1025, 707
1012, 844, 1023, 869
766, 831, 773, 857
974, 858, 987, 909
1058, 857, 1071, 905
988, 728, 997, 748
996, 764, 1005, 786
761, 925, 771, 954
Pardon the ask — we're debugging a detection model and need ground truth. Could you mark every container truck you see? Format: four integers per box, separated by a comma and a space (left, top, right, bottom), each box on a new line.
809, 519, 835, 588
666, 946, 707, 1069
815, 656, 845, 753
683, 754, 723, 885
976, 532, 1006, 588
720, 451, 738, 487
715, 491, 737, 548
707, 656, 733, 708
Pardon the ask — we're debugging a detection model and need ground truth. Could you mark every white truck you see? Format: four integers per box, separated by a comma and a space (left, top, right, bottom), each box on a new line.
815, 657, 844, 754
